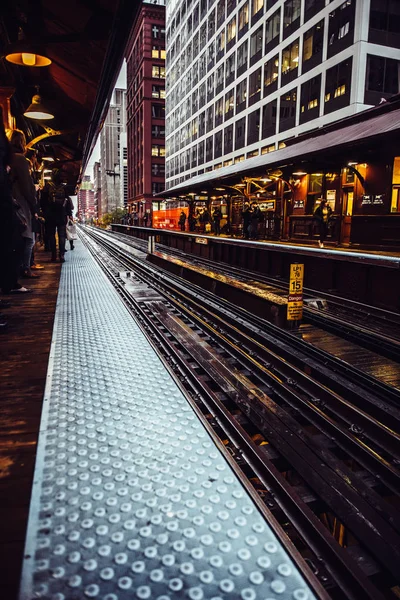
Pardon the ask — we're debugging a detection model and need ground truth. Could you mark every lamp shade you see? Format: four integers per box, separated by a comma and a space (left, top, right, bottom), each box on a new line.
24, 95, 54, 120
5, 42, 51, 67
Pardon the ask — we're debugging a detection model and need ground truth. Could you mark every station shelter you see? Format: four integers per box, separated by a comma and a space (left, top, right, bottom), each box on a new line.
156, 94, 400, 250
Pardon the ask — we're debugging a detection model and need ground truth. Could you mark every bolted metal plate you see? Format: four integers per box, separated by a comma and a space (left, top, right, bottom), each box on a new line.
19, 241, 318, 600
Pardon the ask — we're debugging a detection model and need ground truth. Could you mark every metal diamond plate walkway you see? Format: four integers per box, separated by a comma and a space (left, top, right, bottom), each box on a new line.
19, 240, 318, 600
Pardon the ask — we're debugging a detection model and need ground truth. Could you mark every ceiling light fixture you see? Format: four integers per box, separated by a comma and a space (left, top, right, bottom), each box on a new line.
24, 92, 54, 120
292, 171, 307, 176
5, 28, 51, 67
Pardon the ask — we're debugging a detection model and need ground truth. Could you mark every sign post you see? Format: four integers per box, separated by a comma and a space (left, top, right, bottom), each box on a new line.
287, 263, 304, 322
148, 236, 155, 254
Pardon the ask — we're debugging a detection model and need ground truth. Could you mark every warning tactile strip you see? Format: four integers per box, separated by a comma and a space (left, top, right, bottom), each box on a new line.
19, 240, 318, 600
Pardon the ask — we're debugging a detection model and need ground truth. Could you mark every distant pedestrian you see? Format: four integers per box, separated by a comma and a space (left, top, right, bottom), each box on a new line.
212, 207, 222, 235
313, 199, 332, 248
241, 201, 251, 239
248, 203, 261, 240
178, 210, 186, 232
133, 212, 139, 226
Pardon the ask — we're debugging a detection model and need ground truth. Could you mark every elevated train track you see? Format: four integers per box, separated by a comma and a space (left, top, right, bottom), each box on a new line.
79, 226, 400, 600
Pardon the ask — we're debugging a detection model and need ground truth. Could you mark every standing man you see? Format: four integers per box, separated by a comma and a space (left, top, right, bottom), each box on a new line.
241, 201, 252, 239
212, 206, 222, 235
178, 210, 186, 232
44, 170, 73, 263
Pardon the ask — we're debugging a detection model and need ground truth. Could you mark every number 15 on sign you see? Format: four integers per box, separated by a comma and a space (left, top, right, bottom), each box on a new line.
287, 263, 304, 321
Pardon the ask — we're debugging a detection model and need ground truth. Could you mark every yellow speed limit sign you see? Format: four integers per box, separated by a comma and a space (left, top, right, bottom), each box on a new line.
287, 263, 304, 321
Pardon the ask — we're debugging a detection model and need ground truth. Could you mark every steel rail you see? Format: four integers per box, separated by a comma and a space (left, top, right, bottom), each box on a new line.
79, 226, 388, 600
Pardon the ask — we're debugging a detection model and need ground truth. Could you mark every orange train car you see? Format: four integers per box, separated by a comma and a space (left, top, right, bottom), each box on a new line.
152, 201, 189, 230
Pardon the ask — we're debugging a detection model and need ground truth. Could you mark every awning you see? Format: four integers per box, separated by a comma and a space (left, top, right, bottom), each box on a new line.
165, 101, 400, 195
0, 0, 139, 189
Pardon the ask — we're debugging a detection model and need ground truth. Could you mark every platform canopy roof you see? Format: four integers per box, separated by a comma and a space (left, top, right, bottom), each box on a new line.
164, 95, 400, 196
0, 0, 139, 190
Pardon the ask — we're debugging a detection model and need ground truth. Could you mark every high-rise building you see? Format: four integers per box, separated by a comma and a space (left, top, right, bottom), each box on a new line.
125, 0, 166, 221
164, 0, 400, 191
93, 161, 102, 219
119, 131, 128, 209
100, 88, 127, 214
78, 175, 95, 221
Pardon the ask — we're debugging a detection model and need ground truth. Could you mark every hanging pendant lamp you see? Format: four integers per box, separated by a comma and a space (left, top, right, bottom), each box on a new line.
24, 94, 54, 120
5, 28, 51, 67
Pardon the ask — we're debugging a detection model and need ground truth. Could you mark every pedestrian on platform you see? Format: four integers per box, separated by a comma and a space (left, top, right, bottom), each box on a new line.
7, 129, 38, 279
241, 201, 251, 239
178, 210, 186, 232
133, 212, 139, 226
45, 169, 73, 263
212, 206, 222, 235
313, 198, 332, 248
248, 202, 261, 240
0, 109, 29, 296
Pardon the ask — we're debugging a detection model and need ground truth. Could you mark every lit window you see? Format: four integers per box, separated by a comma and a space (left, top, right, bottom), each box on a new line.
325, 93, 331, 102
308, 98, 318, 109
227, 17, 236, 42
334, 84, 346, 97
152, 48, 159, 58
252, 0, 263, 17
152, 145, 159, 156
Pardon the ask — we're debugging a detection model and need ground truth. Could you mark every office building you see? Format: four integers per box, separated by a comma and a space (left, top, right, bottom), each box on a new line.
125, 0, 166, 221
164, 0, 400, 191
100, 88, 127, 214
78, 175, 95, 221
93, 161, 102, 219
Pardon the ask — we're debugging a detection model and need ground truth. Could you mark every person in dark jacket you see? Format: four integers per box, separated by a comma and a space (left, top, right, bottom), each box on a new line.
248, 202, 261, 239
44, 169, 73, 262
241, 201, 251, 239
212, 207, 222, 235
313, 199, 332, 248
178, 210, 186, 232
7, 129, 38, 278
0, 111, 28, 297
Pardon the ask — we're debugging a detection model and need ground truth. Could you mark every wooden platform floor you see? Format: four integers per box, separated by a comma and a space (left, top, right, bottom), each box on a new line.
0, 247, 61, 600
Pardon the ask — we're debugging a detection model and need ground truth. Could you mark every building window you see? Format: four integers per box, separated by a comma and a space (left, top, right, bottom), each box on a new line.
206, 136, 213, 162
235, 116, 246, 150
300, 74, 321, 124
152, 125, 165, 137
206, 105, 214, 132
152, 85, 165, 99
152, 65, 166, 78
237, 40, 248, 77
208, 8, 216, 39
152, 144, 165, 157
227, 16, 237, 46
266, 9, 280, 51
152, 182, 164, 195
217, 29, 225, 57
238, 2, 249, 37
236, 79, 247, 112
284, 0, 301, 39
225, 89, 235, 120
281, 39, 299, 80
324, 57, 352, 114
152, 104, 165, 119
226, 53, 236, 86
216, 64, 225, 94
250, 26, 263, 65
264, 54, 279, 94
214, 131, 223, 159
215, 98, 224, 126
217, 0, 226, 29
279, 89, 297, 132
152, 25, 165, 39
199, 111, 205, 136
152, 163, 165, 176
304, 0, 325, 19
224, 124, 234, 153
328, 0, 355, 58
247, 108, 260, 145
369, 0, 400, 47
249, 68, 262, 105
302, 20, 324, 72
365, 54, 400, 103
251, 0, 264, 18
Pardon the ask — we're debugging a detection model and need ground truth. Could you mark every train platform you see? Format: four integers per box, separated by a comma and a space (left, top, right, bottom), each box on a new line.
0, 247, 61, 600
15, 239, 322, 600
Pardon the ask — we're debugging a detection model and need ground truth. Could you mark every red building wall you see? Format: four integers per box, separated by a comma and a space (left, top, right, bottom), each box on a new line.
126, 2, 165, 223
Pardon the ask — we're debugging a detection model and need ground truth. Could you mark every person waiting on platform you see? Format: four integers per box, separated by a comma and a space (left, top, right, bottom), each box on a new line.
133, 212, 139, 226
178, 210, 186, 231
249, 202, 261, 240
44, 169, 73, 263
313, 198, 332, 248
212, 206, 222, 235
241, 201, 251, 239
